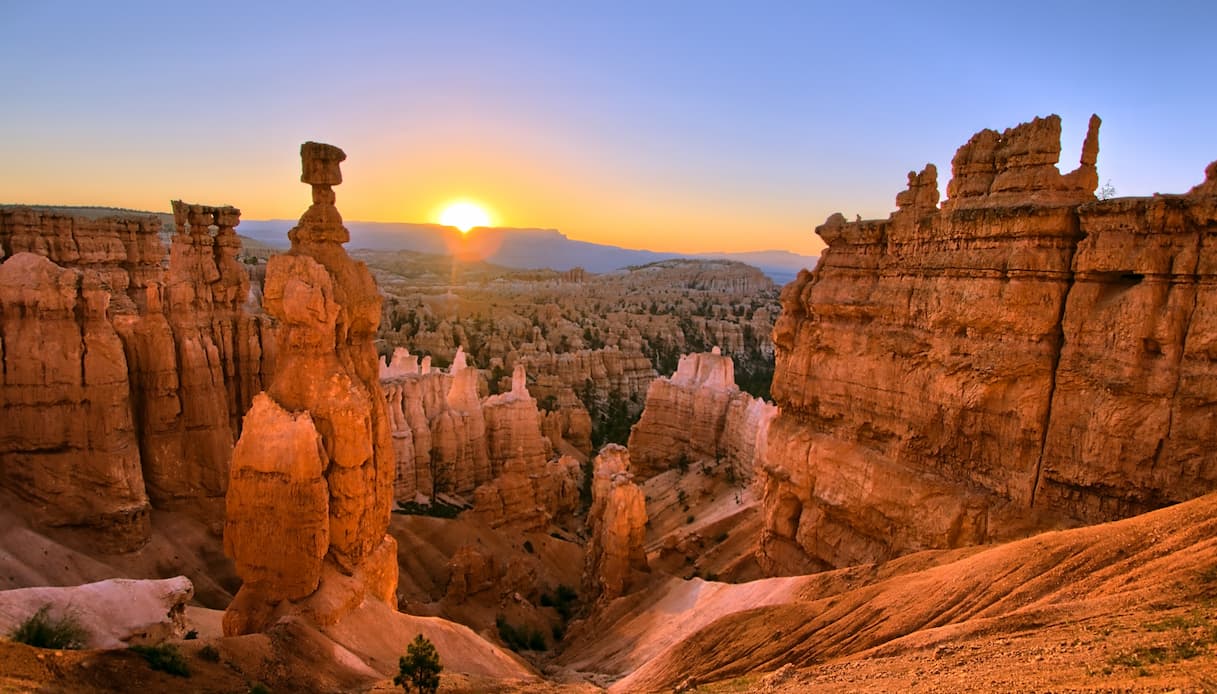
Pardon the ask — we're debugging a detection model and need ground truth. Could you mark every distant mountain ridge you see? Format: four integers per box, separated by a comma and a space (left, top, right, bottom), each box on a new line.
237, 219, 818, 284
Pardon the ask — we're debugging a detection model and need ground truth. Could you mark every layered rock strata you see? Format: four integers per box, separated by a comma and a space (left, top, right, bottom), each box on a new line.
381, 350, 581, 528
761, 114, 1217, 574
584, 445, 649, 600
0, 202, 264, 550
380, 347, 490, 499
628, 348, 776, 482
223, 142, 396, 636
472, 365, 581, 529
0, 252, 150, 551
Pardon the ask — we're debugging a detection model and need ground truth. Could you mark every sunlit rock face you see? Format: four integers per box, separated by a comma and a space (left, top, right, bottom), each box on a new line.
223, 142, 397, 636
0, 202, 266, 551
627, 348, 776, 483
761, 114, 1217, 575
584, 444, 649, 600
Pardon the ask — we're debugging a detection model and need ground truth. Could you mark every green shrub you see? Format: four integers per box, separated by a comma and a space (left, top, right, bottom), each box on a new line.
9, 605, 88, 650
198, 644, 221, 662
495, 616, 547, 652
247, 683, 271, 694
393, 500, 461, 519
395, 634, 442, 694
130, 643, 190, 677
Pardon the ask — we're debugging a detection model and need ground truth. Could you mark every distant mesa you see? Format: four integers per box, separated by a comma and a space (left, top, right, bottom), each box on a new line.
234, 218, 817, 282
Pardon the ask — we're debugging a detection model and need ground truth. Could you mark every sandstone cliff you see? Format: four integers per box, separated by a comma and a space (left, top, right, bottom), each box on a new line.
584, 445, 649, 600
761, 114, 1217, 574
0, 203, 265, 550
0, 252, 150, 551
628, 348, 776, 482
223, 142, 396, 635
381, 347, 491, 499
381, 350, 581, 529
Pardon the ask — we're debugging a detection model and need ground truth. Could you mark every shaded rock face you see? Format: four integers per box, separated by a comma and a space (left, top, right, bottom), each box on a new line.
223, 142, 397, 636
381, 352, 581, 529
0, 204, 265, 550
124, 201, 263, 504
761, 113, 1217, 574
584, 445, 648, 600
381, 347, 490, 499
628, 348, 776, 483
0, 252, 149, 551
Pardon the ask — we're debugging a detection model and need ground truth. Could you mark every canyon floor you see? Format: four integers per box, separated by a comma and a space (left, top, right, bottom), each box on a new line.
3, 487, 1215, 692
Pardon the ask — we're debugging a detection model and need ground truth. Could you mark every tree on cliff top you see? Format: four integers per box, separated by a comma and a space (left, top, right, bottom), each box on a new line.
395, 634, 442, 694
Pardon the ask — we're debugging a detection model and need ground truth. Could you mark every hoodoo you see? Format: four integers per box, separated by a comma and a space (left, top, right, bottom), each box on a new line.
223, 143, 398, 635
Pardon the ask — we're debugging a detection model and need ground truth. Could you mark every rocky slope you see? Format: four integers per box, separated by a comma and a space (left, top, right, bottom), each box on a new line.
561, 488, 1217, 693
762, 114, 1217, 574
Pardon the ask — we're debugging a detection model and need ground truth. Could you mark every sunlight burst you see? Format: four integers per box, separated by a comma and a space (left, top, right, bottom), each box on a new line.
438, 201, 491, 233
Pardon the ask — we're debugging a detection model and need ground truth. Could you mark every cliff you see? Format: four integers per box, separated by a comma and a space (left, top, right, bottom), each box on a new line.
381, 350, 581, 528
628, 348, 776, 482
761, 114, 1217, 574
0, 203, 265, 551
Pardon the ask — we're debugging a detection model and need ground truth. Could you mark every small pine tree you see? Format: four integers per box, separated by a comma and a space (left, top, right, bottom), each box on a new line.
395, 634, 442, 694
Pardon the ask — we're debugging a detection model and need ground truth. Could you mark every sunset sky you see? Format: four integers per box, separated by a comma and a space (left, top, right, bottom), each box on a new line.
2, 2, 1215, 256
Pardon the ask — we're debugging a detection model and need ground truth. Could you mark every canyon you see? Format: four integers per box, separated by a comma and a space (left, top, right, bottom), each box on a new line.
1, 114, 1216, 692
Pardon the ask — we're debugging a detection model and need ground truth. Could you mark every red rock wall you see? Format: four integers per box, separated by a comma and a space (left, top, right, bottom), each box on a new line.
761, 115, 1217, 574
0, 205, 267, 550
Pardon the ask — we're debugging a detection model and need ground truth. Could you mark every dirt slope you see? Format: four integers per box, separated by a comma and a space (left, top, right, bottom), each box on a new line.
556, 491, 1217, 692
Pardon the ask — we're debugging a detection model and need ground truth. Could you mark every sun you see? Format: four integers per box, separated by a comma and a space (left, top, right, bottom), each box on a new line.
438, 201, 491, 233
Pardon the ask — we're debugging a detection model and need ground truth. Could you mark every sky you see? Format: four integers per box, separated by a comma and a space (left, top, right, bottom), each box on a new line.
2, 1, 1215, 256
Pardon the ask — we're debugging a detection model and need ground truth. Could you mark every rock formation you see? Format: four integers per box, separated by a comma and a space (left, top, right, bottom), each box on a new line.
223, 142, 396, 636
381, 351, 581, 528
0, 252, 150, 551
584, 445, 649, 600
122, 201, 263, 504
761, 114, 1217, 574
628, 348, 776, 482
0, 576, 193, 649
471, 365, 581, 529
381, 347, 491, 499
0, 202, 265, 550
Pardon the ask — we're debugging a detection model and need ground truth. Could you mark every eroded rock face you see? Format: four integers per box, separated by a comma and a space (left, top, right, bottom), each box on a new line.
381, 348, 491, 499
124, 201, 263, 503
0, 203, 266, 549
761, 114, 1217, 574
223, 142, 396, 636
628, 349, 776, 482
0, 252, 150, 551
584, 445, 648, 600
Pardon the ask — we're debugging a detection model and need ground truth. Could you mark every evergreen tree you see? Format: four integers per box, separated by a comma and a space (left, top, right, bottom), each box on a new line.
395, 634, 442, 694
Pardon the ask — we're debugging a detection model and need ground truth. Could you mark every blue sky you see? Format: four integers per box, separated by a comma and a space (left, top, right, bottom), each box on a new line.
2, 1, 1214, 254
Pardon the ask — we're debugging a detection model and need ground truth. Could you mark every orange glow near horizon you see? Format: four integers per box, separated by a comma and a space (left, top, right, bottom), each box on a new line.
436, 200, 492, 233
